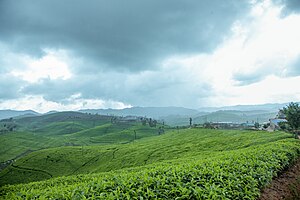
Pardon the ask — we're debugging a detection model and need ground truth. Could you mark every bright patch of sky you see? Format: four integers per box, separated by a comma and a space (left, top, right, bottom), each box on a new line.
10, 50, 72, 83
163, 0, 300, 107
0, 95, 130, 113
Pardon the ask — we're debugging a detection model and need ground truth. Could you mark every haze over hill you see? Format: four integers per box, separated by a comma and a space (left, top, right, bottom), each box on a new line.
1, 102, 293, 126
0, 110, 39, 120
79, 103, 285, 125
80, 107, 200, 118
198, 102, 290, 112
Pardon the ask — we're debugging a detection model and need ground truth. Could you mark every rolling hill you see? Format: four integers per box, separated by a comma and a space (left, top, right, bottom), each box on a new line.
0, 111, 165, 163
0, 110, 39, 120
193, 110, 277, 124
198, 102, 291, 112
1, 102, 288, 127
1, 128, 299, 199
0, 128, 294, 186
0, 108, 300, 199
80, 106, 200, 119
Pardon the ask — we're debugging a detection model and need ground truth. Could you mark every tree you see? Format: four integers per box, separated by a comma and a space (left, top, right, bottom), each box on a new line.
148, 118, 157, 127
278, 121, 291, 131
149, 118, 152, 127
282, 102, 300, 137
203, 122, 213, 129
141, 119, 147, 126
254, 122, 260, 129
152, 120, 157, 127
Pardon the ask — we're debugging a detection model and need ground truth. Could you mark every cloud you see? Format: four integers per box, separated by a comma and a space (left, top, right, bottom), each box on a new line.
22, 64, 213, 108
226, 75, 300, 105
274, 0, 300, 14
227, 2, 300, 85
0, 0, 251, 72
10, 50, 72, 83
233, 72, 265, 86
1, 0, 300, 111
0, 95, 130, 113
285, 55, 300, 76
0, 74, 26, 100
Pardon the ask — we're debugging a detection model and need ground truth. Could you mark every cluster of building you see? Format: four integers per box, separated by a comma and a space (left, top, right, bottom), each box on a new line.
197, 118, 287, 131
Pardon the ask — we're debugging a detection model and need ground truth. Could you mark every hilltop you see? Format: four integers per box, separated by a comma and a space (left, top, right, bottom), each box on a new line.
0, 111, 164, 163
0, 110, 39, 120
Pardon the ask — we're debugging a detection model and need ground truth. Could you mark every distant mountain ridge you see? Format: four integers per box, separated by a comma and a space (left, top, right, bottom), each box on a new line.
193, 110, 277, 124
79, 106, 200, 119
199, 102, 291, 112
0, 110, 39, 120
0, 102, 294, 125
79, 105, 284, 126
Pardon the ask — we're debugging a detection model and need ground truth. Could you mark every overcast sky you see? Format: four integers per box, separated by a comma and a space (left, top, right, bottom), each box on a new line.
0, 0, 300, 112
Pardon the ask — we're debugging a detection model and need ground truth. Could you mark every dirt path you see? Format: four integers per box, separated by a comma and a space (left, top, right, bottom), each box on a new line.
259, 157, 300, 200
10, 164, 53, 178
0, 149, 36, 172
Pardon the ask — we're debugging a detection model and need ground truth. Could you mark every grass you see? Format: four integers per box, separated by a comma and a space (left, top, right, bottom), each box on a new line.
1, 112, 300, 199
0, 131, 66, 162
1, 135, 299, 199
0, 112, 163, 163
33, 121, 90, 136
0, 128, 295, 186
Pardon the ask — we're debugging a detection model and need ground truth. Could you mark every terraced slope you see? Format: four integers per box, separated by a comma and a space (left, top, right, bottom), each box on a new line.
1, 129, 297, 186
1, 129, 299, 199
0, 112, 164, 164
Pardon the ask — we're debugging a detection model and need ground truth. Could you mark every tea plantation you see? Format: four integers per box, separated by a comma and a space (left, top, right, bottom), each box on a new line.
1, 125, 299, 199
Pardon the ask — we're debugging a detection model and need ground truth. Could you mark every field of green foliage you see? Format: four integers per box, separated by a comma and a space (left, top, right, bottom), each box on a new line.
0, 112, 162, 163
1, 122, 300, 199
0, 128, 292, 185
1, 138, 299, 199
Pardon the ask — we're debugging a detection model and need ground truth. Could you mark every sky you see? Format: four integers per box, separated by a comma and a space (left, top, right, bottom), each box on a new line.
0, 0, 300, 113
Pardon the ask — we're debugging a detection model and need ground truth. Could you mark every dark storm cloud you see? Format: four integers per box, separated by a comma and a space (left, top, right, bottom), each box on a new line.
21, 78, 76, 102
233, 72, 265, 86
21, 75, 121, 103
282, 0, 300, 13
22, 70, 213, 107
0, 74, 25, 100
274, 0, 300, 15
0, 0, 251, 72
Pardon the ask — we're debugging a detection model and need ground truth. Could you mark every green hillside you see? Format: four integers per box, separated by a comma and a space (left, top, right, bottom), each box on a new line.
33, 121, 89, 136
14, 111, 112, 132
1, 128, 299, 199
1, 112, 300, 199
0, 129, 297, 185
194, 110, 277, 124
0, 131, 66, 162
161, 110, 277, 126
0, 112, 164, 163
